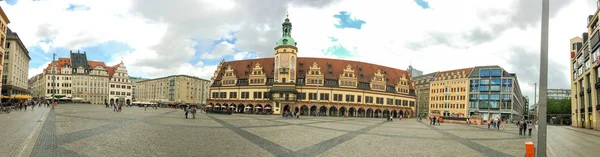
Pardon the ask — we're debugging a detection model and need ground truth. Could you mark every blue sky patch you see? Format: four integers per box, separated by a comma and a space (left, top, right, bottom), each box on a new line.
414, 0, 430, 9
333, 11, 366, 29
324, 45, 353, 58
66, 4, 90, 11
28, 40, 134, 69
5, 0, 18, 5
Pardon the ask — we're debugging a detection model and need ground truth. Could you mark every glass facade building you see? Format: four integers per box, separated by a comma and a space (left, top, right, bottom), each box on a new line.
468, 66, 525, 122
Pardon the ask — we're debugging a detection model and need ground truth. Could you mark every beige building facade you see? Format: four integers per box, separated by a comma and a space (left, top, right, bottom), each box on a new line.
413, 72, 437, 117
108, 61, 132, 105
30, 51, 130, 105
0, 6, 10, 93
429, 68, 472, 117
208, 15, 416, 117
135, 75, 210, 104
2, 28, 30, 96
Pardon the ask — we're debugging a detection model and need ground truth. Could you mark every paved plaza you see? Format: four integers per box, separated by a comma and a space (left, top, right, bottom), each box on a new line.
1, 104, 599, 156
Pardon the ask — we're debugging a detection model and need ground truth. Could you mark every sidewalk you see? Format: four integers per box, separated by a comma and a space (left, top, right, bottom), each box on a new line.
0, 106, 51, 157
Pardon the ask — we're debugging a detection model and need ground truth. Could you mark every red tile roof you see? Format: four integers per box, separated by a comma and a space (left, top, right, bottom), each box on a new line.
214, 57, 413, 87
106, 64, 120, 78
44, 58, 71, 73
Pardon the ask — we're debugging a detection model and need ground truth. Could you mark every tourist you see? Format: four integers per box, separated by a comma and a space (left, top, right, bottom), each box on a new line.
438, 117, 442, 125
192, 106, 197, 119
527, 120, 534, 136
185, 106, 189, 119
24, 102, 27, 111
432, 117, 437, 125
488, 120, 491, 129
517, 119, 524, 135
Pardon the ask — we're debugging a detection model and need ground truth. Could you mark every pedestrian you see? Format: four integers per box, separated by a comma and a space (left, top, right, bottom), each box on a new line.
192, 106, 197, 119
185, 106, 189, 119
488, 120, 491, 129
145, 104, 148, 111
24, 102, 28, 111
438, 117, 442, 125
31, 102, 35, 110
517, 120, 524, 135
528, 120, 534, 136
432, 117, 437, 125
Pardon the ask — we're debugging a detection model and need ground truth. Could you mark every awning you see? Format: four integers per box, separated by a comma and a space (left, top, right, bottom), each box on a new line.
256, 106, 262, 109
230, 106, 235, 108
206, 105, 213, 107
268, 88, 298, 93
221, 106, 226, 108
265, 107, 272, 109
245, 106, 252, 109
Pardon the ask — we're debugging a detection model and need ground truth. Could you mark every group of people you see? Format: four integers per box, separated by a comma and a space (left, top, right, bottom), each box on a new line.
184, 105, 197, 119
1, 100, 53, 111
487, 118, 505, 130
429, 116, 442, 125
517, 119, 535, 136
282, 111, 299, 119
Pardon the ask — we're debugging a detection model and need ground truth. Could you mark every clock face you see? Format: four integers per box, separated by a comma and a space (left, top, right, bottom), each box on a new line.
571, 51, 575, 58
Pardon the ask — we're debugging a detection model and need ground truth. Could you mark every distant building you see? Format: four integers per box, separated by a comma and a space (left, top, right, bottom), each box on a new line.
0, 7, 10, 95
412, 72, 437, 117
547, 89, 571, 100
136, 75, 210, 105
407, 65, 423, 77
129, 76, 148, 102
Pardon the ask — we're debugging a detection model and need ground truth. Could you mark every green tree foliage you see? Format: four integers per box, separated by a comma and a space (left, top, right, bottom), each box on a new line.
547, 98, 571, 114
54, 95, 66, 99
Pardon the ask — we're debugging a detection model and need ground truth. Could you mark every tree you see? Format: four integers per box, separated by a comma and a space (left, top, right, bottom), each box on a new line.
54, 95, 66, 99
547, 98, 571, 114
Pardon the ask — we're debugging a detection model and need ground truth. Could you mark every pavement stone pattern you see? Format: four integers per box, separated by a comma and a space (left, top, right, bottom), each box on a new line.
0, 106, 50, 157
7, 103, 591, 156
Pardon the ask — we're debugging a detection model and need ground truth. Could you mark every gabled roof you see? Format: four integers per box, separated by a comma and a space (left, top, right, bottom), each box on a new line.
87, 60, 106, 69
44, 58, 71, 73
106, 63, 120, 78
214, 57, 413, 87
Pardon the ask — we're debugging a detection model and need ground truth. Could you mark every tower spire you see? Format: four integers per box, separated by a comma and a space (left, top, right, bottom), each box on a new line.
286, 11, 289, 18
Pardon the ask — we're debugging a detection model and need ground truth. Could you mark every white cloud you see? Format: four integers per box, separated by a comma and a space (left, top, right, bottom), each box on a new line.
200, 41, 235, 59
28, 61, 51, 79
6, 0, 595, 104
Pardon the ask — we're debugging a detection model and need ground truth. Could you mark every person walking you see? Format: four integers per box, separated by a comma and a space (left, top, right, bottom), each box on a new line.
184, 106, 189, 119
527, 120, 534, 136
432, 117, 437, 125
192, 106, 197, 119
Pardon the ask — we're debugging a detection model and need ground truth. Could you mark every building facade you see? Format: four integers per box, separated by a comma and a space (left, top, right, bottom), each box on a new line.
548, 89, 571, 100
130, 76, 149, 102
0, 6, 10, 93
467, 66, 525, 121
412, 72, 437, 117
429, 68, 472, 117
2, 28, 30, 96
108, 61, 132, 105
570, 5, 600, 130
135, 75, 210, 104
30, 51, 131, 105
207, 15, 417, 117
407, 65, 423, 77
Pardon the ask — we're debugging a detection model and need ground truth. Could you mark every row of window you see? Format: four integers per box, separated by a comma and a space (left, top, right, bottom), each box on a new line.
250, 79, 265, 84
110, 84, 132, 89
110, 91, 132, 96
431, 87, 466, 93
479, 69, 502, 77
211, 91, 415, 106
468, 101, 512, 109
430, 103, 466, 109
47, 83, 72, 87
430, 95, 467, 101
46, 89, 72, 94
469, 94, 512, 101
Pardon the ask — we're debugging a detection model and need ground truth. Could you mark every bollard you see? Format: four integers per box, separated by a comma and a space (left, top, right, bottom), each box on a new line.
525, 142, 534, 157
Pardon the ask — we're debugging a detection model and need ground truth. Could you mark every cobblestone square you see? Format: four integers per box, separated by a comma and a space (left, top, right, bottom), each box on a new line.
7, 103, 588, 157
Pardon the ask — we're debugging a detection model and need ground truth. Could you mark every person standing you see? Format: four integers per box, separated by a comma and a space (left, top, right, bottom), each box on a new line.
432, 117, 437, 125
184, 106, 189, 119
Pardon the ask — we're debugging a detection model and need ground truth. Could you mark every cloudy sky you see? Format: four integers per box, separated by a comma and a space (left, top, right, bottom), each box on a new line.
1, 0, 596, 104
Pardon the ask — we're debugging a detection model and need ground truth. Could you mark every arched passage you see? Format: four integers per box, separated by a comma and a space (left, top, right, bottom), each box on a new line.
367, 108, 373, 118
399, 110, 404, 117
349, 107, 356, 117
256, 104, 263, 113
126, 99, 131, 105
319, 106, 327, 116
383, 109, 390, 118
237, 104, 244, 113
110, 98, 114, 105
310, 105, 317, 116
375, 109, 382, 118
246, 104, 254, 113
358, 108, 365, 117
339, 107, 346, 117
301, 105, 309, 116
329, 106, 338, 117
392, 110, 398, 118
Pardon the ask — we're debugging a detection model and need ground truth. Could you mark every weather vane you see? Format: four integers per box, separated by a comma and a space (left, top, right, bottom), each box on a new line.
286, 11, 289, 18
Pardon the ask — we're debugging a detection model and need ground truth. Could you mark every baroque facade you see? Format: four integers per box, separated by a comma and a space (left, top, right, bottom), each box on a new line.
208, 15, 417, 118
135, 75, 210, 104
29, 51, 132, 105
2, 28, 30, 96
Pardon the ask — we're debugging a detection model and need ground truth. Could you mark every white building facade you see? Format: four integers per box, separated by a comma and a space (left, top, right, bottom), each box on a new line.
108, 61, 132, 105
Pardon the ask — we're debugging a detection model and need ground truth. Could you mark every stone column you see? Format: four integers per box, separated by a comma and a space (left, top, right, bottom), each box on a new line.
584, 76, 590, 129
592, 70, 599, 130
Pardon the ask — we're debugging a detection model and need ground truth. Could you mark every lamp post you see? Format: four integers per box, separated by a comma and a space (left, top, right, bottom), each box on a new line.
533, 83, 537, 120
52, 53, 56, 106
537, 0, 549, 156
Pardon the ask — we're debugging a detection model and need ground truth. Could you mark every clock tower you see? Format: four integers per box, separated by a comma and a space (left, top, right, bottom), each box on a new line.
274, 12, 297, 83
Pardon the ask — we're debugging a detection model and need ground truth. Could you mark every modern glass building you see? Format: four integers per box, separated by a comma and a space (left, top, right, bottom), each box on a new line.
468, 66, 526, 122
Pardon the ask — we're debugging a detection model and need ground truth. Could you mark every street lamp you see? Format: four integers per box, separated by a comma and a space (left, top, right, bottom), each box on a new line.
51, 53, 56, 106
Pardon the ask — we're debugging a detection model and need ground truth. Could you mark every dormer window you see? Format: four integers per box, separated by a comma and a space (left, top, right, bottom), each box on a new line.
283, 39, 288, 44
